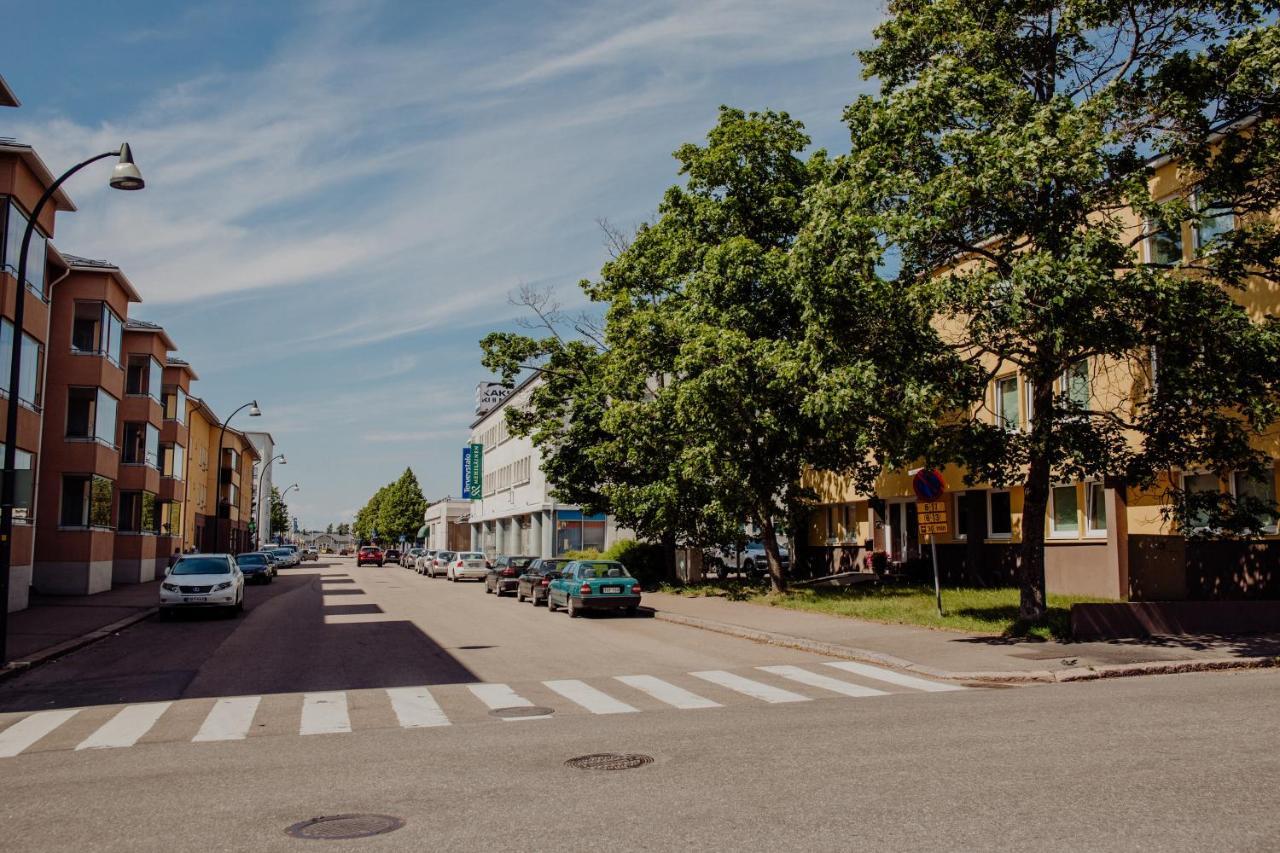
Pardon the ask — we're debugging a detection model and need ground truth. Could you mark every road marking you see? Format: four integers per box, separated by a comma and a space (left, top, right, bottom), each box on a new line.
0, 709, 80, 757
467, 684, 550, 720
300, 692, 351, 735
614, 675, 721, 710
543, 680, 638, 715
758, 665, 889, 698
193, 696, 261, 742
824, 661, 967, 692
689, 670, 810, 704
76, 703, 172, 750
386, 687, 451, 728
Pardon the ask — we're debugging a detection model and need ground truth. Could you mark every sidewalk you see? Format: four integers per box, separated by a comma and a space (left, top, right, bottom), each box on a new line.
3, 581, 160, 673
645, 591, 1280, 683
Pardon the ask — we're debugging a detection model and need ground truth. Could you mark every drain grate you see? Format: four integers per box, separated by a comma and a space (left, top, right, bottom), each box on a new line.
285, 814, 405, 840
564, 753, 654, 771
490, 706, 554, 718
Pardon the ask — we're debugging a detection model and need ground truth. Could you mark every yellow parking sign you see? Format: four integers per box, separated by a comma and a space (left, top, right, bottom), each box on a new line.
917, 500, 949, 535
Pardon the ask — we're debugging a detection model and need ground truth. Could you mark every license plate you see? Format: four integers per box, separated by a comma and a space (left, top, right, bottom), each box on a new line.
602, 585, 622, 594
184, 596, 207, 603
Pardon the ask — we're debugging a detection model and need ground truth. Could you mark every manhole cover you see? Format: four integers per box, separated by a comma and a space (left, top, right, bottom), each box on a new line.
284, 814, 404, 840
490, 706, 554, 718
564, 753, 654, 771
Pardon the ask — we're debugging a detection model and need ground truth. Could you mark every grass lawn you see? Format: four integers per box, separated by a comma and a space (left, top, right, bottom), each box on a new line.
659, 581, 1108, 640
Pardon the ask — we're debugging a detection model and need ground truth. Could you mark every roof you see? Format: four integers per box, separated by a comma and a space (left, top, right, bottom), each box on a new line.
0, 74, 18, 107
124, 317, 177, 351
187, 395, 221, 427
60, 252, 143, 302
223, 427, 263, 461
0, 140, 76, 212
165, 356, 199, 381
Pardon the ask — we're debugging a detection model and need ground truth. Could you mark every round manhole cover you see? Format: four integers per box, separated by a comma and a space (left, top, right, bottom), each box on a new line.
285, 814, 405, 840
490, 706, 554, 718
564, 753, 654, 771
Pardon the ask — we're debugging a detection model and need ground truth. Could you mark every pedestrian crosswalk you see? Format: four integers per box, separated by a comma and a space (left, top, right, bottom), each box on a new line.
0, 661, 969, 759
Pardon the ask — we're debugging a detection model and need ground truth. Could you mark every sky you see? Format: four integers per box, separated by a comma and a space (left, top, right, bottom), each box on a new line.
2, 0, 884, 529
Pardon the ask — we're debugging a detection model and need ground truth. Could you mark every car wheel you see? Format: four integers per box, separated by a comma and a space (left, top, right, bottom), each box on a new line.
485, 581, 493, 594
547, 593, 558, 613
567, 596, 579, 618
516, 588, 525, 602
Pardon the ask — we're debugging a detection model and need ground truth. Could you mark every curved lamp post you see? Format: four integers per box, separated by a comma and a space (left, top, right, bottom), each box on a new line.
280, 483, 299, 544
0, 144, 144, 664
254, 454, 285, 548
214, 400, 260, 553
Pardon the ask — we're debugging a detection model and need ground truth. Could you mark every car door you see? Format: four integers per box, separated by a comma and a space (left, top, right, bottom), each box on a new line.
549, 563, 572, 604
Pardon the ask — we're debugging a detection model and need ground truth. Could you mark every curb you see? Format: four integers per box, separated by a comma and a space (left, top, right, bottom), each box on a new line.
650, 609, 1280, 685
0, 607, 158, 683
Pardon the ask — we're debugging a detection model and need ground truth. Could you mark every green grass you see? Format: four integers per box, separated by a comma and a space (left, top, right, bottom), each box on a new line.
658, 581, 1107, 640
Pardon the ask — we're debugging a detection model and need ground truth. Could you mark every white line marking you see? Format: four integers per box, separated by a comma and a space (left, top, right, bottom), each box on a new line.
758, 665, 889, 698
386, 687, 451, 728
76, 703, 172, 750
0, 709, 80, 757
614, 675, 721, 710
193, 696, 261, 742
467, 684, 550, 721
689, 670, 810, 704
543, 680, 638, 715
824, 661, 967, 692
300, 692, 351, 735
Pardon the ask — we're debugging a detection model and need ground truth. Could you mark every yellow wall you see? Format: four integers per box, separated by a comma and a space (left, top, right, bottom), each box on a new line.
183, 401, 214, 547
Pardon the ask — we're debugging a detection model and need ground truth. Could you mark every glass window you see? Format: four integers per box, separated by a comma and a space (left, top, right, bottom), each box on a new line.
996, 376, 1019, 430
143, 492, 159, 533
1148, 221, 1184, 265
3, 201, 46, 295
1195, 198, 1234, 250
988, 490, 1012, 538
2, 202, 23, 279
145, 423, 159, 469
1086, 482, 1108, 536
126, 355, 150, 395
161, 444, 185, 479
1, 444, 36, 523
158, 499, 181, 536
1050, 485, 1080, 537
171, 556, 232, 575
1062, 360, 1089, 410
148, 358, 163, 401
1232, 471, 1277, 533
954, 492, 969, 539
1183, 472, 1220, 530
556, 519, 583, 554
162, 386, 187, 421
61, 474, 113, 528
19, 333, 42, 407
582, 520, 606, 551
72, 302, 101, 352
118, 491, 142, 531
122, 423, 147, 464
96, 390, 118, 445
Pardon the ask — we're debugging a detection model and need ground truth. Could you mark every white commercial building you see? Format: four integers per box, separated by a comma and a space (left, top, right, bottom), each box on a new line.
244, 431, 279, 547
466, 377, 629, 558
420, 498, 471, 552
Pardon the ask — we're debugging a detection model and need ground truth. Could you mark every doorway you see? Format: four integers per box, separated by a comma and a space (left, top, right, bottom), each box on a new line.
884, 500, 920, 564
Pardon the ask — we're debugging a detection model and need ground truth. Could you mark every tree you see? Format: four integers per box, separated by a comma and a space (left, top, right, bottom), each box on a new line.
839, 0, 1280, 619
326, 523, 333, 534
336, 522, 350, 536
353, 486, 386, 542
377, 467, 428, 545
269, 486, 290, 541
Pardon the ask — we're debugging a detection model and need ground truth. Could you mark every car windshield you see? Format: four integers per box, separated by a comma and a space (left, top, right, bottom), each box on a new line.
578, 561, 631, 578
272, 549, 291, 556
459, 552, 484, 560
438, 552, 455, 560
511, 557, 534, 568
236, 555, 266, 566
171, 557, 231, 575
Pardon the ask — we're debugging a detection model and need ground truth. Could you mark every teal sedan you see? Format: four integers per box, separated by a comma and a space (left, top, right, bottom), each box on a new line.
546, 560, 642, 617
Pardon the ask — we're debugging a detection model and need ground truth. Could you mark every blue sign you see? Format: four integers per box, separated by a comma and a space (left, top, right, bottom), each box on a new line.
461, 446, 472, 500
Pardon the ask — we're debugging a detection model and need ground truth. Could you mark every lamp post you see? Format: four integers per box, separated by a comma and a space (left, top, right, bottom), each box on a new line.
0, 144, 144, 665
214, 400, 260, 554
280, 483, 299, 545
255, 454, 285, 549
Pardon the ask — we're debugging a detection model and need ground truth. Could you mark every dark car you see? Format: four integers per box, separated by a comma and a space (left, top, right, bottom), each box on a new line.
235, 552, 274, 584
484, 555, 536, 597
384, 548, 401, 565
515, 557, 570, 605
357, 546, 384, 567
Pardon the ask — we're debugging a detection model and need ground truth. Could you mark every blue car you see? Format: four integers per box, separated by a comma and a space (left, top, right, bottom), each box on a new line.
546, 560, 641, 617
235, 552, 275, 584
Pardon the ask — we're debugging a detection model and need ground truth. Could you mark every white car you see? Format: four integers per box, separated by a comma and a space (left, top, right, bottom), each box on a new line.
415, 550, 437, 574
159, 554, 245, 617
446, 551, 488, 581
425, 551, 450, 578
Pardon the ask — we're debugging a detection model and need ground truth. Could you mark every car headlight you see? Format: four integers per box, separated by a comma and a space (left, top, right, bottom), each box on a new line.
161, 583, 179, 592
214, 582, 232, 591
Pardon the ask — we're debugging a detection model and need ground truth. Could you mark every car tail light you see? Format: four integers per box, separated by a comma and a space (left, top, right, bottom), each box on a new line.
579, 582, 592, 595
540, 577, 550, 586
502, 567, 516, 577
457, 560, 464, 567
631, 584, 641, 595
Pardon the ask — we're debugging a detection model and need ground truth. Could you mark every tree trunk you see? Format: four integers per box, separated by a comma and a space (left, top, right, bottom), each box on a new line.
758, 510, 788, 594
1019, 380, 1054, 621
660, 529, 678, 584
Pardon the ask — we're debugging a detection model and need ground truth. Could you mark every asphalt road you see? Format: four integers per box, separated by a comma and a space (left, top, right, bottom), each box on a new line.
1, 558, 1276, 851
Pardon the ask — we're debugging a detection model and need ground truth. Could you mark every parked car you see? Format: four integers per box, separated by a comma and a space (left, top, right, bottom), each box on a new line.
159, 554, 245, 617
546, 559, 642, 617
270, 547, 300, 568
384, 548, 402, 565
301, 547, 318, 561
426, 551, 452, 578
258, 552, 280, 577
415, 550, 436, 574
357, 546, 385, 567
485, 555, 536, 596
707, 539, 791, 578
280, 544, 301, 564
402, 547, 423, 568
235, 552, 274, 584
446, 551, 488, 582
515, 557, 570, 605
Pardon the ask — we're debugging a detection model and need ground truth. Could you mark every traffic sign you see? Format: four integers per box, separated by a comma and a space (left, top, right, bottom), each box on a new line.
917, 500, 949, 535
911, 468, 946, 501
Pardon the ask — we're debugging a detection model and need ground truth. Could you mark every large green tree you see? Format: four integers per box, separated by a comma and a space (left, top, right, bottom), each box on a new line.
353, 485, 386, 542
269, 486, 290, 539
377, 467, 428, 545
838, 0, 1280, 618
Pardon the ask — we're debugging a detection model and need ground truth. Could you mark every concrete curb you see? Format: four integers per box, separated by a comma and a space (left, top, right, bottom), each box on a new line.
0, 607, 158, 683
650, 609, 1280, 685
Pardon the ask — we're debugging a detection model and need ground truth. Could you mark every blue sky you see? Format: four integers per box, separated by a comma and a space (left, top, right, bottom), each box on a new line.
3, 0, 882, 528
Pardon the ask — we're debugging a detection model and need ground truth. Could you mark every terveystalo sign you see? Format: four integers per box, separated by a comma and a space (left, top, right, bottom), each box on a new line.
461, 446, 472, 499
475, 382, 512, 416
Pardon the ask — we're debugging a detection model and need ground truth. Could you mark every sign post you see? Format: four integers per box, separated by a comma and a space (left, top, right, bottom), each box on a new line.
911, 469, 948, 617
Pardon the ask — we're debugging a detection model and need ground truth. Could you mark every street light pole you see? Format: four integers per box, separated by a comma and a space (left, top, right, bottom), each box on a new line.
0, 144, 144, 665
214, 401, 260, 554
254, 453, 285, 549
280, 483, 299, 544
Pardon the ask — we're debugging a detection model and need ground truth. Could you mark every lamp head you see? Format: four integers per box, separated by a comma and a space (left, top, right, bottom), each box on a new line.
109, 143, 145, 191
279, 455, 287, 465
248, 400, 261, 417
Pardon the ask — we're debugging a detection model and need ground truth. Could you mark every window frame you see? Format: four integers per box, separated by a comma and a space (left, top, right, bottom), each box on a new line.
1180, 470, 1221, 534
1229, 469, 1278, 536
953, 491, 968, 541
1084, 481, 1108, 539
1048, 483, 1081, 540
994, 374, 1020, 431
1192, 188, 1235, 253
1144, 209, 1186, 266
987, 489, 1013, 539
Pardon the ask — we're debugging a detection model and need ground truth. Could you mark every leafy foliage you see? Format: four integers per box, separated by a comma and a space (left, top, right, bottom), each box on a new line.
269, 486, 290, 538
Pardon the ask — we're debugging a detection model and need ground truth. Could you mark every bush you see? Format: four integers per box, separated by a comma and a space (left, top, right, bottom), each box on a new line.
602, 539, 668, 590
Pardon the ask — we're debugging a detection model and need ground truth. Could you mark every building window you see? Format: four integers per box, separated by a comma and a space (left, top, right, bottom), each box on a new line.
2, 200, 47, 296
1049, 484, 1080, 538
1182, 471, 1220, 531
117, 491, 160, 533
0, 444, 35, 523
1085, 482, 1108, 537
60, 474, 113, 528
995, 376, 1019, 430
126, 355, 163, 398
0, 319, 45, 408
1231, 470, 1277, 534
161, 386, 187, 421
71, 301, 124, 364
987, 490, 1012, 538
1061, 359, 1090, 411
1194, 194, 1235, 251
122, 422, 159, 467
160, 443, 185, 479
158, 500, 181, 536
954, 492, 969, 540
66, 387, 118, 445
1146, 218, 1184, 265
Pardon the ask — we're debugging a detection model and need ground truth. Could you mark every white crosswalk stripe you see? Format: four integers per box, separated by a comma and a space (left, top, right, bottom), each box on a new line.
193, 696, 261, 742
689, 670, 810, 704
386, 687, 450, 728
76, 702, 172, 750
467, 683, 551, 720
614, 675, 721, 710
543, 680, 638, 715
0, 709, 80, 757
824, 661, 966, 692
758, 665, 889, 698
300, 692, 351, 735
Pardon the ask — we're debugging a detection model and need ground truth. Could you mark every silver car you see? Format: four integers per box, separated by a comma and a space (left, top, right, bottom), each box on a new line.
446, 551, 487, 581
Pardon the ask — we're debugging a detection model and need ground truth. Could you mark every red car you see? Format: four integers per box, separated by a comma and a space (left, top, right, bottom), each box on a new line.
357, 546, 384, 567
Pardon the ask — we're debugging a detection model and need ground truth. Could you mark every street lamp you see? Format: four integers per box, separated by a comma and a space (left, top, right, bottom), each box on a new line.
280, 484, 299, 545
214, 400, 260, 553
255, 454, 285, 549
0, 143, 144, 665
